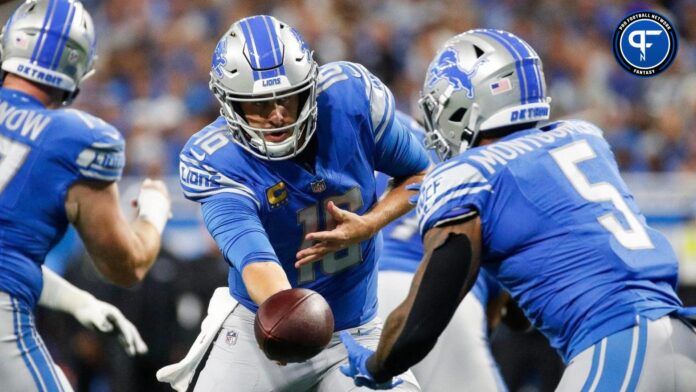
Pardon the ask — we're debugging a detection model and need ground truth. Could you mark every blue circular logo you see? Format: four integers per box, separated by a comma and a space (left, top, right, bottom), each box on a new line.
613, 11, 678, 77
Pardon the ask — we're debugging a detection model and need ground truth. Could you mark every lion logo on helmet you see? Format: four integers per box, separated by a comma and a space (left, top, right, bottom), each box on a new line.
212, 38, 228, 78
426, 47, 486, 99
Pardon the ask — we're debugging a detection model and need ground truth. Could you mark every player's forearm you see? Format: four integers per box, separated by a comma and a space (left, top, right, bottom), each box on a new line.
243, 262, 292, 305
92, 220, 161, 287
363, 170, 426, 234
127, 218, 163, 280
39, 266, 94, 313
367, 225, 481, 382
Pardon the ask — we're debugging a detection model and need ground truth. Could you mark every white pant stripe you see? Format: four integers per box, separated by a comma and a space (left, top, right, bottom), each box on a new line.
13, 298, 47, 392
588, 338, 607, 392
620, 322, 641, 392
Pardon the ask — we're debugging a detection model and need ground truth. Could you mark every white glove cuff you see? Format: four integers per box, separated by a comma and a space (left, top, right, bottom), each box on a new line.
39, 267, 95, 313
137, 187, 171, 234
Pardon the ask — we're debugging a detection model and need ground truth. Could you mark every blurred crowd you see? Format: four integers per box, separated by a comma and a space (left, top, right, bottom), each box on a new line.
72, 0, 696, 176
22, 0, 696, 391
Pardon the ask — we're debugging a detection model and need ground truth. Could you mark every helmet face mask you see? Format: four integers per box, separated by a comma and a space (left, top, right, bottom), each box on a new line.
210, 16, 319, 161
420, 29, 551, 161
0, 0, 97, 106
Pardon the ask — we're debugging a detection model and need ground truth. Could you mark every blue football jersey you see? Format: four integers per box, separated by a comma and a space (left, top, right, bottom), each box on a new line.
0, 88, 125, 308
417, 120, 683, 362
377, 111, 501, 305
180, 62, 429, 330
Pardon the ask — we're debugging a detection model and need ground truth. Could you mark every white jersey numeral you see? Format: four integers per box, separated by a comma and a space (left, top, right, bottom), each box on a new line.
550, 140, 654, 250
0, 135, 30, 193
297, 187, 364, 284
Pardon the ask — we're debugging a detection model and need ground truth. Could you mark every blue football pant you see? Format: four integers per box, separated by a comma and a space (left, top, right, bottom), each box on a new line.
557, 315, 696, 392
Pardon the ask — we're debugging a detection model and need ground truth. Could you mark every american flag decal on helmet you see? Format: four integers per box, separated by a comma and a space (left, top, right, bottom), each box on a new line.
490, 77, 512, 95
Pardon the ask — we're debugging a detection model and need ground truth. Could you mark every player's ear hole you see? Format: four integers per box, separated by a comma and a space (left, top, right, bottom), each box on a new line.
474, 45, 485, 58
449, 108, 467, 123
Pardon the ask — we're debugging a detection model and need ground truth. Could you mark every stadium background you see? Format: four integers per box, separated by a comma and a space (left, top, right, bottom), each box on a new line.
1, 0, 695, 390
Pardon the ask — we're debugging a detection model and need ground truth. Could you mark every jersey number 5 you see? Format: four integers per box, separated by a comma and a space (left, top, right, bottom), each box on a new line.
0, 135, 30, 193
550, 140, 654, 250
297, 187, 364, 284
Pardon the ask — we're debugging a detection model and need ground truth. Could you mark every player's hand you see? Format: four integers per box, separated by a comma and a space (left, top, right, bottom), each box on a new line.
74, 298, 148, 356
339, 332, 402, 390
295, 202, 375, 267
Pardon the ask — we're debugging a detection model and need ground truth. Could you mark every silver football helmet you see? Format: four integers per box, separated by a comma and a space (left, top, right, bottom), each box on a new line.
210, 15, 318, 160
419, 29, 551, 161
0, 0, 97, 105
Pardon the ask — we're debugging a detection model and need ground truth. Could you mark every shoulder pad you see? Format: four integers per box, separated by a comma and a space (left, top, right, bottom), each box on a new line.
59, 109, 125, 182
179, 121, 260, 207
417, 156, 492, 234
564, 120, 605, 137
318, 61, 395, 143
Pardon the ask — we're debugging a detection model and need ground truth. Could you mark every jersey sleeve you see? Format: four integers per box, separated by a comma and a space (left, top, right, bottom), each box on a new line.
349, 65, 430, 177
178, 147, 261, 208
323, 61, 395, 144
67, 111, 125, 182
374, 110, 430, 177
201, 194, 280, 271
417, 158, 493, 235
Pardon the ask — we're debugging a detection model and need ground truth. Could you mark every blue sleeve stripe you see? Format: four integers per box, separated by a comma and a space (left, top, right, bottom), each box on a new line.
85, 162, 121, 172
180, 154, 225, 175
343, 62, 373, 98
179, 154, 206, 169
78, 169, 121, 182
90, 142, 123, 151
418, 197, 480, 234
342, 62, 395, 142
418, 184, 491, 232
215, 174, 257, 196
429, 159, 468, 179
179, 154, 258, 203
180, 174, 259, 203
429, 181, 489, 209
183, 187, 261, 208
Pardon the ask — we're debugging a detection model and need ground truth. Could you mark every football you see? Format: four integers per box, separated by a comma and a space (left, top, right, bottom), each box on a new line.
254, 288, 334, 363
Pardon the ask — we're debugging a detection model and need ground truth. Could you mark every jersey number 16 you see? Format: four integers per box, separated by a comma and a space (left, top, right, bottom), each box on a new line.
296, 187, 364, 284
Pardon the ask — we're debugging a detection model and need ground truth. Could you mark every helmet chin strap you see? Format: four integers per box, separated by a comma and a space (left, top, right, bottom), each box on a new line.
459, 102, 481, 153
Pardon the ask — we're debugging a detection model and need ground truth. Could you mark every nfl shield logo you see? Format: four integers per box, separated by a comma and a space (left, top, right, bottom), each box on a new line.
225, 330, 238, 346
311, 179, 326, 193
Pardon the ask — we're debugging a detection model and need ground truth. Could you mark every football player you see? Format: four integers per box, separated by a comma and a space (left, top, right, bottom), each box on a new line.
341, 29, 696, 391
0, 1, 171, 391
376, 111, 507, 391
173, 15, 426, 392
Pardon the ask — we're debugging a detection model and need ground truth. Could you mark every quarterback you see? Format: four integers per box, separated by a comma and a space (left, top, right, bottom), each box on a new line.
341, 29, 696, 391
171, 15, 426, 392
0, 1, 171, 391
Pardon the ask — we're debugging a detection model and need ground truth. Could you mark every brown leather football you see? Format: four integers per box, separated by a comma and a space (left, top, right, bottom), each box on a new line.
254, 288, 334, 363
